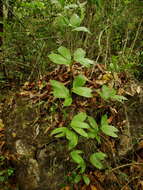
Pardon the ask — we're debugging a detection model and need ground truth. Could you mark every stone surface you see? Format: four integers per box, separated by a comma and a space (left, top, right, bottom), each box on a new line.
2, 95, 68, 190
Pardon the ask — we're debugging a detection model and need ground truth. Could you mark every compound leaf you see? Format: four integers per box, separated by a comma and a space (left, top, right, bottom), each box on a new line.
48, 53, 71, 65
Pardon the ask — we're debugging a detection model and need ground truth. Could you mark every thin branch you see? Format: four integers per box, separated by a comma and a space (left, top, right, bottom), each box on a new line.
107, 162, 143, 173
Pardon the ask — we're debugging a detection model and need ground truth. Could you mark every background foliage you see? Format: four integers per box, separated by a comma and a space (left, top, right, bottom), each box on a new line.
0, 0, 142, 84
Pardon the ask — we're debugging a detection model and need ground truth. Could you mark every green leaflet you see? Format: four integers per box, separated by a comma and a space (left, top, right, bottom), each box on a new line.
63, 96, 72, 106
98, 85, 127, 102
48, 53, 71, 65
51, 127, 67, 138
58, 46, 71, 61
88, 116, 98, 130
50, 80, 70, 98
73, 75, 87, 88
72, 112, 87, 122
51, 127, 78, 149
113, 95, 128, 102
70, 150, 86, 173
74, 48, 86, 60
71, 112, 89, 138
87, 116, 100, 142
50, 80, 72, 106
82, 175, 90, 185
71, 121, 90, 129
48, 46, 71, 65
74, 48, 93, 67
72, 75, 92, 97
70, 14, 81, 27
90, 152, 107, 169
70, 150, 84, 164
101, 115, 119, 138
98, 85, 116, 100
72, 127, 88, 138
72, 87, 92, 97
101, 124, 119, 138
66, 129, 78, 150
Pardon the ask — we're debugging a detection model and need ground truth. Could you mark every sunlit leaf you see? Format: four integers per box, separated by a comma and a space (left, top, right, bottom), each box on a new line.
77, 58, 94, 67
70, 150, 86, 173
101, 114, 118, 137
65, 129, 78, 150
70, 150, 84, 165
90, 152, 106, 169
63, 96, 72, 106
73, 75, 87, 88
51, 127, 67, 137
74, 48, 93, 67
88, 116, 98, 130
101, 114, 108, 126
72, 127, 88, 138
71, 121, 90, 129
70, 14, 81, 27
74, 48, 86, 60
73, 87, 92, 97
58, 46, 71, 61
48, 53, 71, 65
82, 175, 90, 185
72, 112, 87, 122
50, 80, 70, 98
98, 85, 116, 100
101, 124, 119, 138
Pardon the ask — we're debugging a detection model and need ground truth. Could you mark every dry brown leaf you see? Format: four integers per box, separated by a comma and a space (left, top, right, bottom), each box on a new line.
118, 88, 125, 95
95, 80, 107, 85
65, 186, 71, 190
93, 171, 105, 183
121, 186, 132, 190
136, 86, 141, 94
107, 115, 114, 123
0, 133, 5, 138
137, 180, 143, 190
0, 141, 5, 149
136, 140, 143, 159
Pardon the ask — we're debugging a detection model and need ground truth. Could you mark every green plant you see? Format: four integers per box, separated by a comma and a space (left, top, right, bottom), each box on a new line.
50, 74, 93, 106
48, 46, 93, 68
49, 43, 127, 185
97, 85, 128, 102
51, 111, 120, 182
54, 2, 91, 34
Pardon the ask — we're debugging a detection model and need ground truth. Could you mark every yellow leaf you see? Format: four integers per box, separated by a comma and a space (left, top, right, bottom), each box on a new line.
90, 185, 98, 190
0, 119, 4, 128
12, 132, 17, 138
102, 73, 113, 81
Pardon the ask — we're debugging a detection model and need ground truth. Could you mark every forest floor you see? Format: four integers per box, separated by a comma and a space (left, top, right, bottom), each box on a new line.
1, 64, 143, 190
